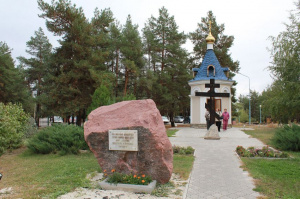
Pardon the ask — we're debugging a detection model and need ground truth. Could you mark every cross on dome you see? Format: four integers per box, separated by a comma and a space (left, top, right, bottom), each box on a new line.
206, 20, 215, 44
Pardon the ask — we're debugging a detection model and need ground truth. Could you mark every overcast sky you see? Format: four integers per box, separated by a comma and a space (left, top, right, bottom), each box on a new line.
0, 0, 296, 96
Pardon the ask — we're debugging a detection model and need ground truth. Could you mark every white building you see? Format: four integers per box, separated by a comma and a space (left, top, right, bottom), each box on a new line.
188, 25, 234, 128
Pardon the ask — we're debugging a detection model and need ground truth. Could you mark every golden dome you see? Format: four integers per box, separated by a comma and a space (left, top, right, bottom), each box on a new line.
206, 20, 215, 44
206, 32, 215, 44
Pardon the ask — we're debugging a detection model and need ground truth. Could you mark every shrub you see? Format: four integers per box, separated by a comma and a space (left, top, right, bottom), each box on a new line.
236, 145, 289, 158
0, 103, 29, 155
172, 145, 195, 155
271, 124, 300, 151
27, 124, 89, 155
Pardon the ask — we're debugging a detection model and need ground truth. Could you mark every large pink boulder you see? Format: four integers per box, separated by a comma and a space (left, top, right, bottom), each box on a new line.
84, 99, 173, 184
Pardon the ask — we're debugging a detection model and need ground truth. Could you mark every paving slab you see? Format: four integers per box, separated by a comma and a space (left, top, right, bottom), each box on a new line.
169, 127, 264, 199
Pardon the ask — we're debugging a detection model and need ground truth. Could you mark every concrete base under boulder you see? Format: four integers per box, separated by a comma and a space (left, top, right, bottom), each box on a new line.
99, 179, 157, 194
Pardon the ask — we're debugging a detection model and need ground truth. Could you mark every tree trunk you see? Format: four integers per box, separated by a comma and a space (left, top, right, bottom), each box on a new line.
36, 103, 40, 127
67, 116, 71, 124
36, 74, 42, 127
76, 115, 82, 126
115, 48, 119, 97
170, 111, 175, 127
161, 31, 165, 72
124, 69, 129, 96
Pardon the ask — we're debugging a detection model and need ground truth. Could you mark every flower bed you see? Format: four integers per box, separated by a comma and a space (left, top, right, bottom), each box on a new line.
100, 169, 155, 193
236, 145, 289, 158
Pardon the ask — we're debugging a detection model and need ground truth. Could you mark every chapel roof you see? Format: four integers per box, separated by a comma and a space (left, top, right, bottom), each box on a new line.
189, 21, 233, 82
190, 49, 232, 82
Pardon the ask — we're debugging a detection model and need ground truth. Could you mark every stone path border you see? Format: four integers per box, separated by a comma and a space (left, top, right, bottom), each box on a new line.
169, 127, 265, 199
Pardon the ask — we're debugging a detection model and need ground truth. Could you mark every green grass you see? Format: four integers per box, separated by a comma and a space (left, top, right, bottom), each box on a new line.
243, 127, 276, 145
152, 153, 194, 197
242, 157, 300, 198
0, 149, 99, 198
242, 127, 300, 198
167, 129, 178, 137
0, 146, 194, 198
173, 154, 194, 180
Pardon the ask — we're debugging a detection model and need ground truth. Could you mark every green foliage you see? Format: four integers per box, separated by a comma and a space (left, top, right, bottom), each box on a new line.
37, 0, 114, 125
87, 82, 136, 116
0, 42, 32, 109
142, 7, 191, 126
264, 3, 300, 123
120, 15, 144, 97
18, 27, 52, 125
271, 124, 300, 151
27, 124, 89, 155
116, 93, 136, 102
235, 101, 249, 123
173, 145, 195, 155
87, 84, 114, 115
0, 103, 29, 155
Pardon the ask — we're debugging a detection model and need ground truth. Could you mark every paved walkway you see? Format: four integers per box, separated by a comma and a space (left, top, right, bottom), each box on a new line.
169, 127, 265, 199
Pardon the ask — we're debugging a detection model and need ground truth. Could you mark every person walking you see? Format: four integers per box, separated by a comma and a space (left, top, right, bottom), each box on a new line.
215, 108, 222, 132
205, 109, 210, 130
222, 108, 230, 131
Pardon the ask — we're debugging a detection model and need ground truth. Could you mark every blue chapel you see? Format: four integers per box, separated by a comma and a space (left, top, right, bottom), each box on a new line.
188, 23, 234, 127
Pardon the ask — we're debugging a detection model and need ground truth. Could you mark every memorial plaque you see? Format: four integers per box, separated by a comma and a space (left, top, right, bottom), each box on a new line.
109, 130, 138, 151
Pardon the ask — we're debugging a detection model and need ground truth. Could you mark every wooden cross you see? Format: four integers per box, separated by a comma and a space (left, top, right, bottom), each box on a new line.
195, 79, 230, 126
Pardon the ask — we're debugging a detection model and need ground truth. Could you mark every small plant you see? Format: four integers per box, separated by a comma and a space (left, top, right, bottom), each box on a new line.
152, 182, 174, 197
104, 169, 152, 185
173, 145, 195, 155
236, 145, 289, 158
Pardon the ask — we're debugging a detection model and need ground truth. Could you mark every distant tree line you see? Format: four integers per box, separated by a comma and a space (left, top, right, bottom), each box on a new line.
236, 1, 299, 124
1, 0, 241, 126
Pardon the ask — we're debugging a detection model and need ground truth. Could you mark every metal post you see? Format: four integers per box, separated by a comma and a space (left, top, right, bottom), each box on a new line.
260, 105, 262, 124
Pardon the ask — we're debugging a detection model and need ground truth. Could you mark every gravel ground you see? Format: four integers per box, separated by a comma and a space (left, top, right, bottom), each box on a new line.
58, 173, 187, 199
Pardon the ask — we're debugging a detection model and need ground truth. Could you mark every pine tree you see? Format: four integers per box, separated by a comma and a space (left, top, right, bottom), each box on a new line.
18, 27, 52, 126
38, 0, 112, 125
0, 42, 31, 108
143, 7, 191, 126
120, 15, 144, 97
190, 11, 240, 72
107, 21, 122, 97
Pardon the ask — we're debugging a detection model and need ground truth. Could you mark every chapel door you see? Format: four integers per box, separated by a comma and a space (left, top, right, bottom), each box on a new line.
207, 99, 221, 111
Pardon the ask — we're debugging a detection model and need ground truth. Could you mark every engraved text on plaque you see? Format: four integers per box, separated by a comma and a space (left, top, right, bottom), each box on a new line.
109, 130, 138, 151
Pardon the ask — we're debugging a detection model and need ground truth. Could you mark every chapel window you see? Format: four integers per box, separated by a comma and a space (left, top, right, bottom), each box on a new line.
207, 65, 215, 77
